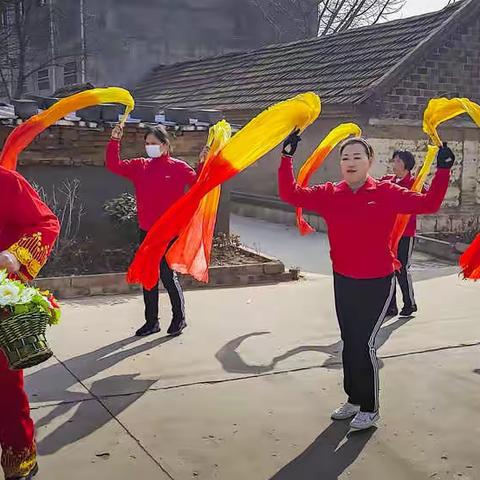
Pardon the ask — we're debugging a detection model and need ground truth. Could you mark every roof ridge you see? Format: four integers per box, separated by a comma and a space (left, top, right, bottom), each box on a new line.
142, 1, 464, 75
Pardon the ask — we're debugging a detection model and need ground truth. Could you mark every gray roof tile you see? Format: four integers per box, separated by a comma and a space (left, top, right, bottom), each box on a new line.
134, 2, 470, 110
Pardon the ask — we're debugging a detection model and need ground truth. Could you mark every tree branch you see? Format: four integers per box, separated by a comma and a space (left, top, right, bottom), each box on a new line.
373, 1, 390, 24
322, 0, 348, 34
248, 0, 282, 41
334, 0, 369, 32
323, 0, 346, 35
317, 0, 333, 34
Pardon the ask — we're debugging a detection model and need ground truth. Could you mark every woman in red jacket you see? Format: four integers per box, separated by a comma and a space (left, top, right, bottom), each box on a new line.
278, 133, 454, 430
106, 124, 202, 337
382, 150, 425, 317
0, 166, 60, 480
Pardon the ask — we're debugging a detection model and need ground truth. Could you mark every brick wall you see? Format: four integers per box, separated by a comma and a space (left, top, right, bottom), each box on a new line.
366, 135, 478, 234
380, 17, 480, 120
0, 123, 232, 247
0, 123, 207, 168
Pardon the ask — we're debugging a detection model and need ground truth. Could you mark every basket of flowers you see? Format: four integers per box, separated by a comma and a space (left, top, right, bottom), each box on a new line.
0, 269, 61, 370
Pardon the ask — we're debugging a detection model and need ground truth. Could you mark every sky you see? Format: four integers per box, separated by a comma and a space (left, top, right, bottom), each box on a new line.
395, 0, 453, 18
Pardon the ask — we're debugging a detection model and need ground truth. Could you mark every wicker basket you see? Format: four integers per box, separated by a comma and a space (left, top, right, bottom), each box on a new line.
0, 311, 52, 370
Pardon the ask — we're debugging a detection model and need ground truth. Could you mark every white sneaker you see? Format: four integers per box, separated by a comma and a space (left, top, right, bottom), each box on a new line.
331, 402, 361, 420
350, 411, 379, 430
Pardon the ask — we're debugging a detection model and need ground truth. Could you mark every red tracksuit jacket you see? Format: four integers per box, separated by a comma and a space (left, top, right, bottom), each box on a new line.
278, 156, 450, 279
0, 166, 60, 280
381, 173, 428, 237
106, 139, 197, 231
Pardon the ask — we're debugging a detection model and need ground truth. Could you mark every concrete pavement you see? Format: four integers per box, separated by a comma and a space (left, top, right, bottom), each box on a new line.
23, 216, 479, 480
26, 278, 480, 479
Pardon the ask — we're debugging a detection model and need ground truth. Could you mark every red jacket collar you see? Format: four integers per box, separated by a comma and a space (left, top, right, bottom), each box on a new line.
395, 172, 413, 186
149, 153, 171, 161
335, 176, 378, 193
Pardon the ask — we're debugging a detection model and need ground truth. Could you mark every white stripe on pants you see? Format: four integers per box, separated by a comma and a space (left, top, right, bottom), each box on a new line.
368, 276, 396, 411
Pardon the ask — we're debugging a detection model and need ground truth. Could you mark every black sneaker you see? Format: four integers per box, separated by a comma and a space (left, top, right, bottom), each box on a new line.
386, 307, 398, 317
135, 321, 160, 337
400, 305, 417, 317
8, 463, 39, 480
167, 319, 187, 336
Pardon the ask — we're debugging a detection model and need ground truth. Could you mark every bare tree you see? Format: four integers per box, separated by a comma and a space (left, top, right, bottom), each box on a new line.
33, 179, 85, 248
249, 0, 319, 39
0, 0, 85, 100
249, 0, 408, 40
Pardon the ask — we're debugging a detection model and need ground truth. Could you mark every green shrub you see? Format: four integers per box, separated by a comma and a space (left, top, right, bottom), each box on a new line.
103, 193, 138, 245
104, 193, 137, 225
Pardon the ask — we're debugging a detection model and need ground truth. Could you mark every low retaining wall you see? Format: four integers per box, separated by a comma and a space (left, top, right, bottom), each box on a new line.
415, 235, 467, 262
231, 192, 479, 241
34, 250, 298, 298
233, 193, 473, 264
231, 192, 327, 231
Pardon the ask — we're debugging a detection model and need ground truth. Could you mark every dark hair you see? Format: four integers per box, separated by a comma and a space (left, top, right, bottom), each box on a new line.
392, 150, 415, 171
144, 125, 172, 152
340, 137, 374, 159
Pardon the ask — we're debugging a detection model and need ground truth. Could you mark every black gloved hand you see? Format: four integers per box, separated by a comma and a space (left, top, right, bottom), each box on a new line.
437, 142, 456, 169
282, 128, 301, 156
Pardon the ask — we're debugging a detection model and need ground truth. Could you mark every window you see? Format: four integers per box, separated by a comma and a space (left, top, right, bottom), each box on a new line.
38, 0, 47, 6
19, 1, 24, 18
63, 61, 77, 85
37, 68, 50, 91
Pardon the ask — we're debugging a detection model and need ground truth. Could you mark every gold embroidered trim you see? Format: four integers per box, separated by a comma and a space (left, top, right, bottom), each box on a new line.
7, 232, 49, 279
1, 444, 36, 478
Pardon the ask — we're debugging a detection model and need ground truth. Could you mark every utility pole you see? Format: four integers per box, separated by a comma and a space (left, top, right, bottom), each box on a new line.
48, 0, 56, 91
80, 0, 86, 83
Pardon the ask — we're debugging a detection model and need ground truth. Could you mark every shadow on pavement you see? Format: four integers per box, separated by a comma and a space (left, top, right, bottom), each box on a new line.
269, 421, 375, 480
37, 374, 156, 455
215, 332, 340, 374
29, 335, 175, 454
216, 316, 414, 374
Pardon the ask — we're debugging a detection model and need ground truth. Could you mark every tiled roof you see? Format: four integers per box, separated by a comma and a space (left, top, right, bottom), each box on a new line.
134, 1, 475, 111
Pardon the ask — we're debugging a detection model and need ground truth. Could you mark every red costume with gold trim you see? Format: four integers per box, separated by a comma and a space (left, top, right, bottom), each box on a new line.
0, 166, 60, 479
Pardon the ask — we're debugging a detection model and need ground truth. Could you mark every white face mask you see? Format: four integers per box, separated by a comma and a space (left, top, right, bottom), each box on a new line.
145, 144, 164, 158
